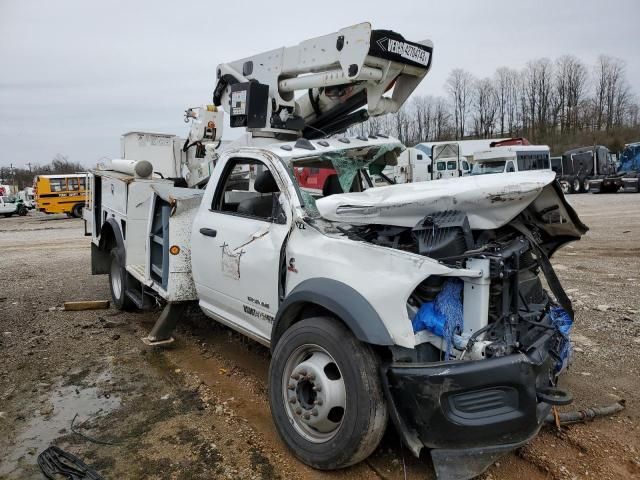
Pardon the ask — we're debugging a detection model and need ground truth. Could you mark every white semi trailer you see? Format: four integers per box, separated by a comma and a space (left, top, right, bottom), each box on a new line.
84, 23, 586, 480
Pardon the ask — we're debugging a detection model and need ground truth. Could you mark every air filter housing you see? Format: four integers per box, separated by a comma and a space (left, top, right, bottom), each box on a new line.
412, 210, 473, 260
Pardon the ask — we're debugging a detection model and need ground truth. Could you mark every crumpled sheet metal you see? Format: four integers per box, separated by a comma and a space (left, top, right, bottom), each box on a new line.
315, 170, 557, 230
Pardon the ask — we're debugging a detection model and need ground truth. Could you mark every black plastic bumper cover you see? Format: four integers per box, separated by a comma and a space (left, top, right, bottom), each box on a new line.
383, 334, 559, 479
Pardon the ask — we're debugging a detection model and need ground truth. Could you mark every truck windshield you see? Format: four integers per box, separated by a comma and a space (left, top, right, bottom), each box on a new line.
471, 161, 506, 175
288, 142, 404, 216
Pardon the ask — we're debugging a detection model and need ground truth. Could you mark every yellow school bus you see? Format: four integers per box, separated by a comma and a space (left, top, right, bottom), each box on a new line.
34, 174, 88, 217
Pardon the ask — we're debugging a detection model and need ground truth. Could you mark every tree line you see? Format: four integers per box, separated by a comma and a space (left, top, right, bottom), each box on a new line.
351, 54, 639, 154
0, 154, 84, 190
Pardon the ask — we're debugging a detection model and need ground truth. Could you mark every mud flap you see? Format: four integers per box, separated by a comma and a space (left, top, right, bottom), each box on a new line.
430, 439, 530, 480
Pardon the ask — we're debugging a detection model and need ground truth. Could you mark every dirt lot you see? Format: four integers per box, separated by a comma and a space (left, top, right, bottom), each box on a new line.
1, 194, 639, 480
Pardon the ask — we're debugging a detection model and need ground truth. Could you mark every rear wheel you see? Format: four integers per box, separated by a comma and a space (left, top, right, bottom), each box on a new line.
71, 203, 83, 218
581, 178, 589, 193
109, 248, 134, 310
269, 317, 387, 470
572, 177, 581, 194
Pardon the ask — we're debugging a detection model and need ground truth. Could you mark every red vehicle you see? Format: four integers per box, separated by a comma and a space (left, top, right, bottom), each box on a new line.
294, 167, 336, 193
490, 137, 530, 147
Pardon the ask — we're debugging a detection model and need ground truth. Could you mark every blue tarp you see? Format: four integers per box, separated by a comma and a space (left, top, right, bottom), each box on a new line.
618, 143, 640, 173
412, 280, 463, 359
549, 306, 573, 373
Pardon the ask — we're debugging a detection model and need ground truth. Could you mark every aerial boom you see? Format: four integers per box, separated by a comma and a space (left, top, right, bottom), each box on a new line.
213, 22, 433, 138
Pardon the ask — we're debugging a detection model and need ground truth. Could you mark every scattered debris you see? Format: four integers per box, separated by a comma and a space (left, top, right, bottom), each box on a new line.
70, 413, 123, 446
596, 305, 611, 312
37, 445, 104, 480
544, 401, 625, 426
63, 301, 110, 311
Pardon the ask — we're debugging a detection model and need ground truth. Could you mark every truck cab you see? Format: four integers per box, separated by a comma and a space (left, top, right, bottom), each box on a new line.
471, 145, 551, 176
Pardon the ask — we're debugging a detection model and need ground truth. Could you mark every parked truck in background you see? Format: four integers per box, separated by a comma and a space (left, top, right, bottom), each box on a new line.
0, 196, 28, 217
588, 142, 640, 193
393, 143, 470, 184
84, 23, 586, 480
551, 145, 617, 194
471, 145, 551, 176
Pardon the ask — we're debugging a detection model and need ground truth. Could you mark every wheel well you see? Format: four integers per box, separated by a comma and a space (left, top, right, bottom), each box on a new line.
271, 301, 393, 360
272, 302, 338, 351
91, 220, 120, 275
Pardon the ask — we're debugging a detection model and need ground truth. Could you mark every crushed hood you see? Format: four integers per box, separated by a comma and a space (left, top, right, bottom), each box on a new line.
316, 171, 588, 253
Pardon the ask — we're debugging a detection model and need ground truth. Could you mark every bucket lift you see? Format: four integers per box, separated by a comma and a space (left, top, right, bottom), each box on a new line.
212, 22, 433, 139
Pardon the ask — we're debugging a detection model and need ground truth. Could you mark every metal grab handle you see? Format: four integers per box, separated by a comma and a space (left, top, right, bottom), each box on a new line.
199, 228, 217, 237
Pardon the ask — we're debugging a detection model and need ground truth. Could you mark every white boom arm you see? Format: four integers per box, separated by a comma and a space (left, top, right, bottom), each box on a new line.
213, 22, 433, 138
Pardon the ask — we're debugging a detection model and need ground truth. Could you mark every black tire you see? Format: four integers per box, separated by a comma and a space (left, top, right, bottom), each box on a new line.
580, 178, 589, 193
571, 177, 581, 194
17, 205, 27, 216
71, 203, 83, 218
108, 248, 135, 310
269, 317, 387, 470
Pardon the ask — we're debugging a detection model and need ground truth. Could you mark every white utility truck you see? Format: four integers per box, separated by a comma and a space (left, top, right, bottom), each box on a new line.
0, 196, 28, 217
471, 145, 552, 176
85, 23, 586, 480
392, 143, 470, 184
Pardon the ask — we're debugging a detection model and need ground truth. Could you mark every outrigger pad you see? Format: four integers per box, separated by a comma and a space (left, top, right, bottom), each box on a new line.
38, 446, 104, 480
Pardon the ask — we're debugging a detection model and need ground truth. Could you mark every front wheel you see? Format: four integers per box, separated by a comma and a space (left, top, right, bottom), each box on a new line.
269, 317, 387, 470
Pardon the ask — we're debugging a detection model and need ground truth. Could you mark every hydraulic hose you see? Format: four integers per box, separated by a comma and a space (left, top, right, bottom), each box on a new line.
544, 401, 625, 425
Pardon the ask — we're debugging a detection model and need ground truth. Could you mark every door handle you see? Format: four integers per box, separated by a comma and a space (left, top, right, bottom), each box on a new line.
199, 228, 217, 237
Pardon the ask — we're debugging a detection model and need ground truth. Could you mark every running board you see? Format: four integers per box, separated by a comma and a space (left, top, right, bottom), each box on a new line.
142, 302, 190, 346
125, 286, 155, 310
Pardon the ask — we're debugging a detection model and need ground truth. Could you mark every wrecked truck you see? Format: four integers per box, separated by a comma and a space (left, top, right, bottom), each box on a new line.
86, 137, 586, 479
83, 22, 587, 480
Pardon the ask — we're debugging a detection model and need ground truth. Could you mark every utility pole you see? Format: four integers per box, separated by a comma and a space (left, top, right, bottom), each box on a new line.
27, 162, 32, 172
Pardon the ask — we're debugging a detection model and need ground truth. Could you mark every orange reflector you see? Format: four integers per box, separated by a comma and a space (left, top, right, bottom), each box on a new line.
207, 121, 216, 129
169, 245, 180, 255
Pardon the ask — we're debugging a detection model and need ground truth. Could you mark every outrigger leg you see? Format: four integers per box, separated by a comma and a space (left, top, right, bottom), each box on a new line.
142, 302, 190, 346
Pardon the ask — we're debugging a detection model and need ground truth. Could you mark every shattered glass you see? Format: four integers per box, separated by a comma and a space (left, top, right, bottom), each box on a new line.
288, 142, 404, 218
299, 189, 320, 216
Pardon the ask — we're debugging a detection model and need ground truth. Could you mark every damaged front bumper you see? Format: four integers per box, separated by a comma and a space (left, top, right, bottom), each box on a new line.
382, 330, 563, 480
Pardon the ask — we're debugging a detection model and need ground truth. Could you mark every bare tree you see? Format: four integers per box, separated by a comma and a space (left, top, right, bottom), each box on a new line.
494, 67, 520, 136
553, 55, 588, 133
446, 69, 475, 139
472, 78, 499, 138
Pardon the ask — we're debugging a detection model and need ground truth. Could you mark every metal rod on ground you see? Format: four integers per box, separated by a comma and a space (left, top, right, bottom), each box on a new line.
544, 401, 625, 425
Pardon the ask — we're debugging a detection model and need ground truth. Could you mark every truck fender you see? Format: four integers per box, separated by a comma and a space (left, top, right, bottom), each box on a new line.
271, 278, 394, 351
92, 218, 125, 274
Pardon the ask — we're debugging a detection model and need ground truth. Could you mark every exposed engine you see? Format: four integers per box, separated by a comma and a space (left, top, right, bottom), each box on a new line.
345, 210, 571, 369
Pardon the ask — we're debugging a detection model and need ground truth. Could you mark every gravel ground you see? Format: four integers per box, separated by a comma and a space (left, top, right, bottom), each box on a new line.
0, 194, 639, 479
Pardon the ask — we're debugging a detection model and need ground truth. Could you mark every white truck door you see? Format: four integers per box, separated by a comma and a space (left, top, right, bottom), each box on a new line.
0, 198, 13, 214
460, 159, 470, 176
192, 156, 290, 343
412, 150, 431, 182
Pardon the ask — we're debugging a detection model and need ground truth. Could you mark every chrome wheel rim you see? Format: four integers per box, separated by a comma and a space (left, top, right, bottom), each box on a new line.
110, 257, 122, 299
282, 344, 346, 443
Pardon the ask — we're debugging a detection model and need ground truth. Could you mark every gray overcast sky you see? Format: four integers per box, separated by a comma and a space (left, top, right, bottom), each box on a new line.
1, 0, 638, 168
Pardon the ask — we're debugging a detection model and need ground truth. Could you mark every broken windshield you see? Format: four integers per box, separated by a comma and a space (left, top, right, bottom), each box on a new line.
289, 142, 404, 217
